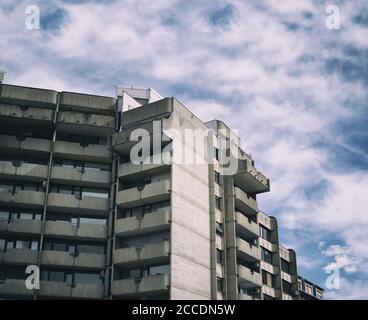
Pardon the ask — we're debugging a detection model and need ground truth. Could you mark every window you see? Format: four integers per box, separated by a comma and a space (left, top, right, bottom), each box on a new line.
149, 265, 170, 276
261, 247, 273, 264
214, 171, 221, 186
215, 148, 219, 161
217, 277, 224, 292
281, 259, 290, 274
216, 222, 223, 236
0, 239, 5, 250
262, 270, 274, 287
259, 225, 271, 241
74, 272, 103, 284
0, 210, 9, 221
215, 196, 222, 210
216, 249, 224, 264
282, 280, 291, 295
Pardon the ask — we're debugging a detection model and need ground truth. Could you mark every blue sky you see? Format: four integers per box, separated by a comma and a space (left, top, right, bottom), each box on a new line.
1, 0, 368, 299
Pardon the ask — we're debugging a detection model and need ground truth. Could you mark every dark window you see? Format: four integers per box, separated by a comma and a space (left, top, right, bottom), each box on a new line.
217, 277, 224, 292
216, 249, 224, 264
281, 259, 290, 274
262, 270, 274, 287
216, 222, 223, 236
261, 247, 273, 264
214, 171, 221, 185
259, 225, 271, 241
215, 196, 222, 210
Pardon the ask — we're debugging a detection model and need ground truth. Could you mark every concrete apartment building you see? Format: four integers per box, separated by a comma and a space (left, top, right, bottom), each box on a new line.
0, 81, 323, 300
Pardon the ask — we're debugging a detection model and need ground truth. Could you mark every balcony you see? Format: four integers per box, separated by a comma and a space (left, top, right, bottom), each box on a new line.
238, 292, 260, 300
234, 187, 258, 216
112, 274, 169, 297
0, 279, 34, 298
44, 221, 107, 241
59, 92, 116, 115
47, 193, 109, 216
115, 208, 170, 236
235, 212, 259, 238
0, 103, 54, 123
57, 111, 115, 136
114, 241, 170, 267
236, 238, 261, 262
0, 135, 51, 155
116, 180, 170, 208
0, 84, 57, 108
119, 154, 171, 179
41, 250, 105, 270
0, 219, 41, 235
50, 166, 111, 188
237, 265, 262, 288
263, 286, 281, 299
38, 281, 104, 299
53, 140, 111, 163
0, 248, 38, 266
234, 158, 270, 194
0, 161, 48, 182
0, 190, 45, 209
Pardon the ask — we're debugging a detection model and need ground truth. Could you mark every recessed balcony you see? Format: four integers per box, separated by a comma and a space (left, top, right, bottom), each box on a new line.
114, 241, 170, 267
57, 111, 115, 136
234, 158, 270, 194
47, 193, 109, 216
59, 92, 116, 115
236, 238, 261, 262
0, 84, 58, 108
38, 281, 104, 299
53, 140, 111, 163
44, 221, 107, 241
237, 265, 262, 288
235, 212, 259, 238
116, 180, 170, 208
0, 248, 38, 266
0, 190, 45, 209
0, 135, 51, 155
41, 250, 105, 270
0, 103, 54, 124
0, 219, 42, 235
234, 187, 258, 216
112, 274, 170, 297
50, 166, 111, 188
0, 161, 48, 182
115, 208, 170, 237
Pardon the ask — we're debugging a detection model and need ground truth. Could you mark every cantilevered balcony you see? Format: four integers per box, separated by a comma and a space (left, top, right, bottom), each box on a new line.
47, 193, 109, 216
0, 135, 51, 155
57, 111, 115, 136
41, 251, 105, 270
38, 281, 104, 299
236, 238, 261, 262
59, 92, 116, 115
0, 248, 38, 266
112, 274, 170, 297
0, 219, 41, 236
0, 161, 48, 182
50, 167, 111, 188
114, 241, 170, 267
234, 158, 270, 194
235, 212, 259, 238
0, 84, 57, 108
234, 187, 258, 216
263, 286, 281, 299
44, 221, 107, 241
53, 140, 111, 163
0, 190, 45, 209
116, 180, 170, 208
237, 265, 262, 288
115, 208, 170, 237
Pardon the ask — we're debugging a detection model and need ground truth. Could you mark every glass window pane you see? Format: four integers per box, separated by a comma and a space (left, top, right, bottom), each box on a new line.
53, 243, 67, 251
31, 241, 39, 250
20, 213, 33, 220
74, 272, 102, 284
16, 240, 30, 249
0, 210, 9, 221
49, 271, 65, 282
0, 239, 5, 250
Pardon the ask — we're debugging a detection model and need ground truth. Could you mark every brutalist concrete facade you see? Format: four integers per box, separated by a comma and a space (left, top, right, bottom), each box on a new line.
0, 83, 323, 300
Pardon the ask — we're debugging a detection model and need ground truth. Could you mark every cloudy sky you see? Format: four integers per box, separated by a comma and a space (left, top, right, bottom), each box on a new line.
1, 0, 367, 299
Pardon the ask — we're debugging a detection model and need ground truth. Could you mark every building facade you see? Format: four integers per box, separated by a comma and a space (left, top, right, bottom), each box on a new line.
0, 83, 323, 300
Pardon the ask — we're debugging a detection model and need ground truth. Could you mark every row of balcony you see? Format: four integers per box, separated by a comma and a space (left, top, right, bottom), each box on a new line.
0, 279, 104, 299
0, 103, 54, 123
234, 187, 258, 216
0, 190, 109, 215
0, 249, 105, 270
235, 211, 259, 238
0, 219, 107, 241
0, 273, 170, 299
236, 237, 261, 262
238, 265, 262, 288
0, 135, 112, 162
